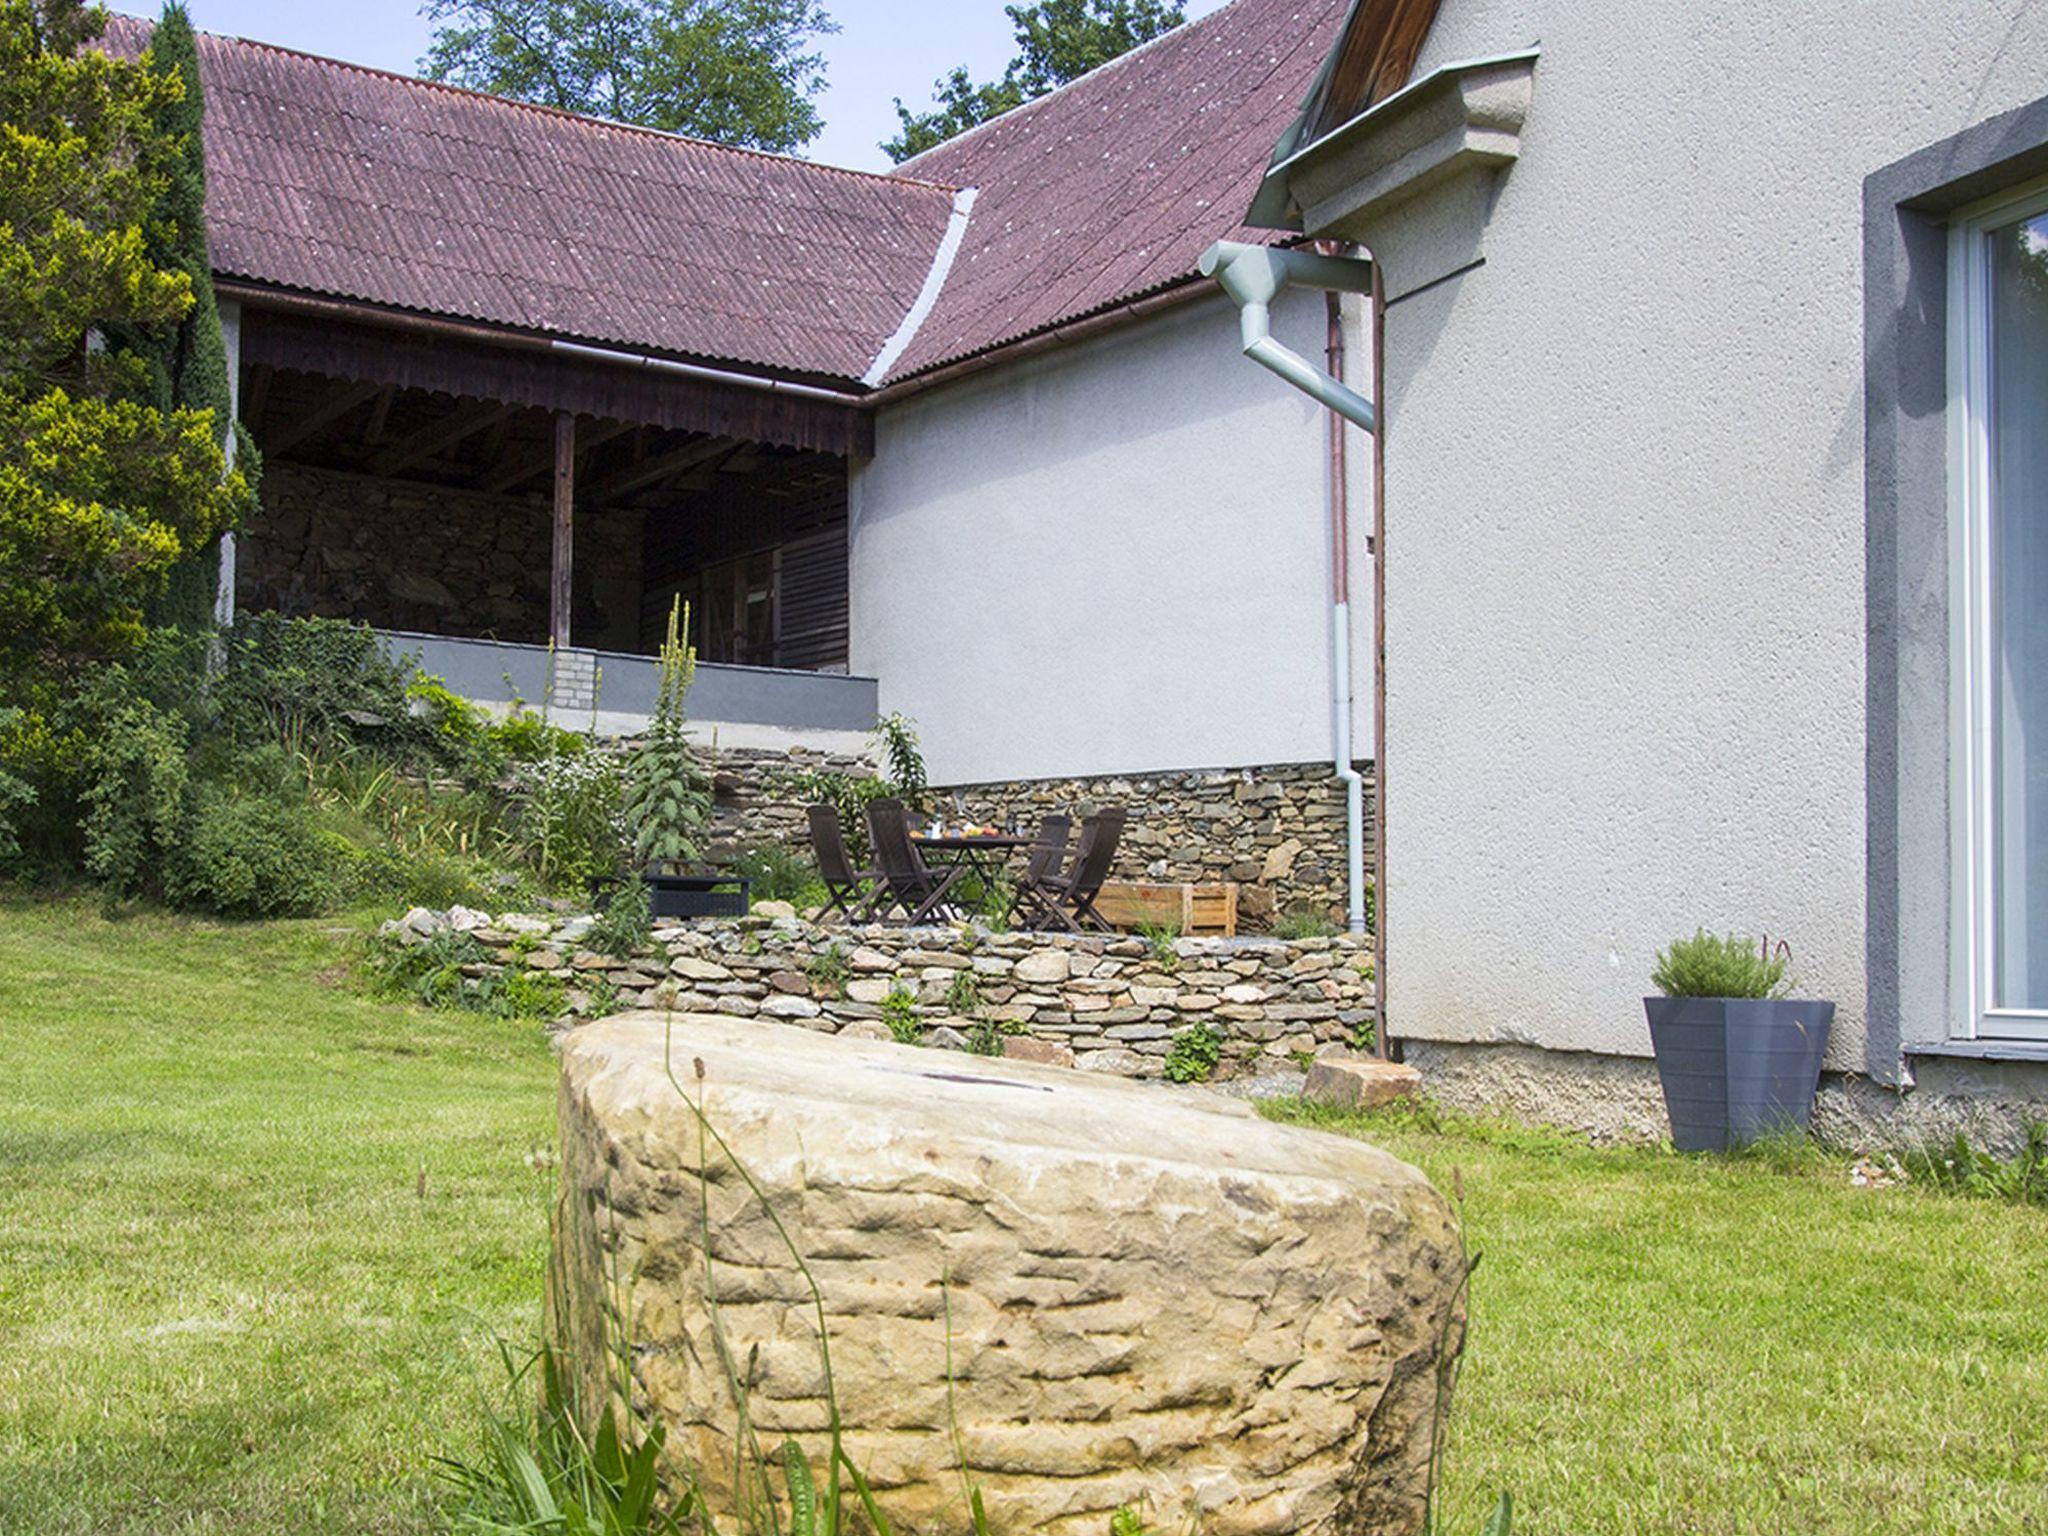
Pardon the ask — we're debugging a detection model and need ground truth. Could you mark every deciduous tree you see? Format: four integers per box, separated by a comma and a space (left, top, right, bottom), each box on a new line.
421, 0, 835, 153
884, 0, 1182, 161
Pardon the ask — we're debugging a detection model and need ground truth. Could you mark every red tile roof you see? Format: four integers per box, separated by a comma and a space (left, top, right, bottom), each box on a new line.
103, 15, 960, 385
881, 0, 1349, 382
103, 0, 1348, 390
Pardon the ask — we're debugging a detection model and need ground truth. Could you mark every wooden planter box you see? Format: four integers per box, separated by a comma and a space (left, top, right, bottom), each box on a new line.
1092, 880, 1239, 936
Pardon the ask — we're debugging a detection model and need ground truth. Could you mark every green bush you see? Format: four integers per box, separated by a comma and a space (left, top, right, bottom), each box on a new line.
587, 875, 652, 959
490, 705, 589, 764
1164, 1020, 1223, 1084
164, 792, 334, 917
405, 673, 508, 781
366, 930, 564, 1020
0, 709, 33, 871
215, 613, 436, 763
79, 696, 191, 898
872, 711, 927, 809
516, 753, 625, 889
732, 839, 813, 903
1651, 930, 1792, 999
882, 986, 922, 1044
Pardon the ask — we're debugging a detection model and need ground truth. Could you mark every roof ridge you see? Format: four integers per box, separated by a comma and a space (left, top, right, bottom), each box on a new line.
105, 8, 962, 196
889, 0, 1252, 174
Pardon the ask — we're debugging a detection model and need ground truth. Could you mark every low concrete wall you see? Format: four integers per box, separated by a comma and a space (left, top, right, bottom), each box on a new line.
394, 909, 1377, 1079
1402, 1038, 2048, 1157
381, 629, 880, 742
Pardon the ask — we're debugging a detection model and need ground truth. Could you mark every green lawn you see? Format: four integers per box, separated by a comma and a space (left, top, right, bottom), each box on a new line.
0, 899, 556, 1535
1266, 1100, 2048, 1536
2, 899, 2044, 1535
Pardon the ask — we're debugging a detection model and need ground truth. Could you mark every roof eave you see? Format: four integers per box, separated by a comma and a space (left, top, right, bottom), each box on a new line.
1246, 47, 1541, 234
216, 278, 875, 397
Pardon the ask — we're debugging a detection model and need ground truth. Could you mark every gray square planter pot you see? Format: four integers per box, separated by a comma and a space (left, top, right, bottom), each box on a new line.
1642, 997, 1835, 1152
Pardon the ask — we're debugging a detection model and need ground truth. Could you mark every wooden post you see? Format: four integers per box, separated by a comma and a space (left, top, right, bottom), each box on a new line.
551, 411, 574, 649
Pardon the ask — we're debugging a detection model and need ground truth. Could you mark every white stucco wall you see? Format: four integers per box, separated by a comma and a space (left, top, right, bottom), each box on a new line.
1318, 0, 2048, 1070
851, 289, 1375, 786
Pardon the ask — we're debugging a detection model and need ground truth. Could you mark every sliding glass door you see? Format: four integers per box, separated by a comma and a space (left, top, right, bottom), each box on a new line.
1951, 177, 2048, 1039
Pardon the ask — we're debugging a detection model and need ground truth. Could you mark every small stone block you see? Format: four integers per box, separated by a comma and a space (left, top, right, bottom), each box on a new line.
1303, 1057, 1423, 1110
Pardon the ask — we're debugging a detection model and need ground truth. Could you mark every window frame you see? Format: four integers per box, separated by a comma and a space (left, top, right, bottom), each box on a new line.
1946, 171, 2048, 1043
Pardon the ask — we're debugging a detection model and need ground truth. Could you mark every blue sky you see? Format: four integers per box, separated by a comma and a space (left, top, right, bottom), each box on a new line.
110, 0, 1231, 172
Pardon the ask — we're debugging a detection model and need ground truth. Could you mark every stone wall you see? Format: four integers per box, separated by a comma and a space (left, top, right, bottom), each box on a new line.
241, 463, 644, 650
653, 743, 874, 855
681, 750, 1376, 931
396, 908, 1377, 1079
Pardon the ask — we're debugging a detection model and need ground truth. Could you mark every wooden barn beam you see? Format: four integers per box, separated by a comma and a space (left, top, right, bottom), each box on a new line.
264, 380, 382, 457
583, 435, 736, 505
482, 418, 632, 495
370, 399, 517, 477
551, 411, 575, 649
361, 384, 396, 445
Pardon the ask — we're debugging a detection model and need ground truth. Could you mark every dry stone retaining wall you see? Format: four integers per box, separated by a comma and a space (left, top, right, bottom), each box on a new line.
403, 909, 1377, 1078
935, 762, 1375, 927
671, 751, 1377, 930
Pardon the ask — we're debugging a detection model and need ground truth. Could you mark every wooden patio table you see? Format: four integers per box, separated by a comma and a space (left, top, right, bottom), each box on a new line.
908, 832, 1033, 893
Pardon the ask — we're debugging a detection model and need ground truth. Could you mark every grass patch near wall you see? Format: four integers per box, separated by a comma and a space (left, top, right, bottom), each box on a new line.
1265, 1098, 2048, 1536
0, 896, 556, 1535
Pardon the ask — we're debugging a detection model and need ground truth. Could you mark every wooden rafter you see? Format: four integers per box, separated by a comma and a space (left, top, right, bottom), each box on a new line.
370, 399, 518, 477
264, 380, 383, 456
362, 384, 396, 445
481, 418, 633, 495
584, 435, 737, 505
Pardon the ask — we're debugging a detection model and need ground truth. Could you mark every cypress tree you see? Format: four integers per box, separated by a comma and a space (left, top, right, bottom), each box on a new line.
120, 2, 255, 629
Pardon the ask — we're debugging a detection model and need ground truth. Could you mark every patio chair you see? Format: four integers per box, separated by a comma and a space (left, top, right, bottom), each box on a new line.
1004, 813, 1072, 924
807, 803, 876, 921
1017, 807, 1125, 932
864, 797, 964, 925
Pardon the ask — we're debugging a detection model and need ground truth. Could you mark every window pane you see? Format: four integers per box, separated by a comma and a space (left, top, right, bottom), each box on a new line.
1988, 209, 2048, 1009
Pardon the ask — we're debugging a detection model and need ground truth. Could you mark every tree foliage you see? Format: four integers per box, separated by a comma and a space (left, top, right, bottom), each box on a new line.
0, 0, 249, 694
884, 0, 1182, 161
105, 2, 253, 628
420, 0, 835, 153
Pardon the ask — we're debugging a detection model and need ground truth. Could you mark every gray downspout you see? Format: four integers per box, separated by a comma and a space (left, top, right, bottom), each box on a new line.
1198, 239, 1379, 940
1322, 283, 1369, 939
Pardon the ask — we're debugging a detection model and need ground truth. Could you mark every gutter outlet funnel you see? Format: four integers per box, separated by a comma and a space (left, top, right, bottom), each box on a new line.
1198, 241, 1378, 431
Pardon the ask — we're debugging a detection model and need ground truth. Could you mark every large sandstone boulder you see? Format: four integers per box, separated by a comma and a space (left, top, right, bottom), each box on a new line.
553, 1012, 1466, 1536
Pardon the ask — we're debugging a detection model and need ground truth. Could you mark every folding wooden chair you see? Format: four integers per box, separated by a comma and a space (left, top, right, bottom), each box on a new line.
806, 803, 876, 921
1017, 807, 1125, 932
1004, 813, 1072, 926
864, 797, 964, 925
